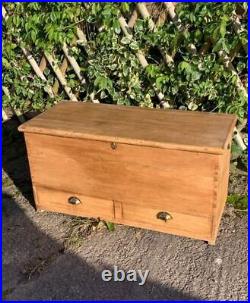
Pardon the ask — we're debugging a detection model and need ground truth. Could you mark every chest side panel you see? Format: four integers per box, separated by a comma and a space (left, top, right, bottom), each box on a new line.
25, 133, 219, 218
211, 151, 231, 241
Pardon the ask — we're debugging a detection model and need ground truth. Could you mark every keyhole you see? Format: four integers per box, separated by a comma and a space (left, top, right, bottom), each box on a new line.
111, 142, 117, 150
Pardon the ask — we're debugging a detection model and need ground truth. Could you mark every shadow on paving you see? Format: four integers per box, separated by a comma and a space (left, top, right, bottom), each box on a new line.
2, 117, 34, 206
2, 193, 200, 300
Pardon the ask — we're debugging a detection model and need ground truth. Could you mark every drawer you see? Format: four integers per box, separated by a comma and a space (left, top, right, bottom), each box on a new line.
117, 203, 212, 241
35, 187, 114, 221
26, 133, 219, 218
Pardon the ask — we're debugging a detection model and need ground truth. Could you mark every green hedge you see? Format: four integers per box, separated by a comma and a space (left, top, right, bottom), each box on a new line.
3, 2, 248, 121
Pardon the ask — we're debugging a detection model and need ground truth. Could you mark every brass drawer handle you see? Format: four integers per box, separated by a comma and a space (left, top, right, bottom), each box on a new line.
156, 211, 172, 222
68, 196, 81, 205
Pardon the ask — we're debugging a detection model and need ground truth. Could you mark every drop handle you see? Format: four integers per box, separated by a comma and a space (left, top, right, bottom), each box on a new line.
156, 211, 172, 222
68, 196, 81, 205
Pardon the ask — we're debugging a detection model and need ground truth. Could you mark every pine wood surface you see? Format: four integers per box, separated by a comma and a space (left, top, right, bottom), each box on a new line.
20, 102, 237, 244
25, 133, 218, 218
19, 101, 237, 154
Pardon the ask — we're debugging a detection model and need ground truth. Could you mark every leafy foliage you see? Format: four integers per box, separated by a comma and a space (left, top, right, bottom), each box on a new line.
105, 221, 115, 232
227, 194, 248, 211
3, 2, 248, 120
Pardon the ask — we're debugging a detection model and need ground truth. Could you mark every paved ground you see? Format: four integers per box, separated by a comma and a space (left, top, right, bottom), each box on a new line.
2, 118, 248, 301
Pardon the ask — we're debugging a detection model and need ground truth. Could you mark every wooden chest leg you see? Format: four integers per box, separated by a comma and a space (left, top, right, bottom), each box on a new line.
207, 239, 216, 245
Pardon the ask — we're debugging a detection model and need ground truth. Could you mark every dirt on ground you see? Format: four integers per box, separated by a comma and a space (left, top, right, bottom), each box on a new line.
2, 118, 248, 301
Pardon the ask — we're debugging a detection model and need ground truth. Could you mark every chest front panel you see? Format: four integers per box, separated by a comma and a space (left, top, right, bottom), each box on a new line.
26, 133, 220, 219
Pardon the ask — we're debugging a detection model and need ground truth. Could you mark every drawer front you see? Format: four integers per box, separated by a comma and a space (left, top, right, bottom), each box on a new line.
35, 187, 114, 221
26, 133, 219, 218
117, 203, 212, 241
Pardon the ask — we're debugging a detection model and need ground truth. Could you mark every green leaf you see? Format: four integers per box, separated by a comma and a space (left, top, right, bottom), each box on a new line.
121, 37, 132, 44
31, 30, 37, 43
113, 19, 121, 34
129, 41, 139, 50
194, 29, 202, 41
188, 101, 198, 111
219, 16, 228, 38
212, 38, 229, 53
191, 71, 201, 81
145, 64, 161, 77
227, 194, 248, 211
156, 76, 168, 89
121, 3, 130, 13
178, 61, 192, 73
2, 58, 10, 69
231, 142, 243, 155
105, 221, 115, 231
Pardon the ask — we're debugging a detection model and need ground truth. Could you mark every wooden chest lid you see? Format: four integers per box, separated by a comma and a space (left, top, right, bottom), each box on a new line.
18, 101, 237, 154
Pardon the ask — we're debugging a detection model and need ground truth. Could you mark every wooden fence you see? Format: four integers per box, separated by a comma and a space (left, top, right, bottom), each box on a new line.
2, 3, 247, 150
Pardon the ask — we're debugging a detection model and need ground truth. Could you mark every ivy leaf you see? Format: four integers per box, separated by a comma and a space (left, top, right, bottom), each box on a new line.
113, 19, 121, 34
129, 41, 139, 50
178, 61, 192, 73
243, 2, 248, 12
2, 58, 10, 69
100, 91, 107, 99
121, 3, 130, 13
121, 37, 132, 44
146, 64, 161, 77
156, 76, 168, 89
94, 75, 113, 92
237, 62, 246, 73
212, 38, 229, 53
191, 71, 201, 81
188, 101, 198, 111
219, 16, 228, 38
31, 30, 37, 43
194, 29, 202, 41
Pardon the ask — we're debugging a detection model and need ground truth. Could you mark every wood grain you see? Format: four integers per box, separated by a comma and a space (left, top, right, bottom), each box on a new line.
35, 186, 212, 242
211, 150, 231, 242
20, 102, 236, 244
116, 202, 211, 241
36, 186, 114, 221
25, 133, 218, 218
19, 101, 237, 154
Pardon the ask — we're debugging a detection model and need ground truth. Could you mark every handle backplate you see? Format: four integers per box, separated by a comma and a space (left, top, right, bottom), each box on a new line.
156, 211, 172, 222
68, 196, 81, 205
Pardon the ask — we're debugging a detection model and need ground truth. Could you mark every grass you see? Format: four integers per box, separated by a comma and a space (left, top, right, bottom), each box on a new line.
227, 194, 248, 214
63, 217, 115, 250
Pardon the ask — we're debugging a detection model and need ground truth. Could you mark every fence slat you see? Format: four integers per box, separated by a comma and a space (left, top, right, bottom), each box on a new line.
52, 57, 69, 95
233, 127, 247, 151
45, 53, 78, 101
136, 3, 173, 65
2, 108, 9, 121
219, 51, 247, 97
128, 9, 138, 28
2, 86, 26, 123
39, 56, 47, 73
62, 43, 86, 85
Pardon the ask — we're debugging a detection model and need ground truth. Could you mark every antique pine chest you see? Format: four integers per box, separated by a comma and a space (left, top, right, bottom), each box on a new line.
19, 101, 236, 245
